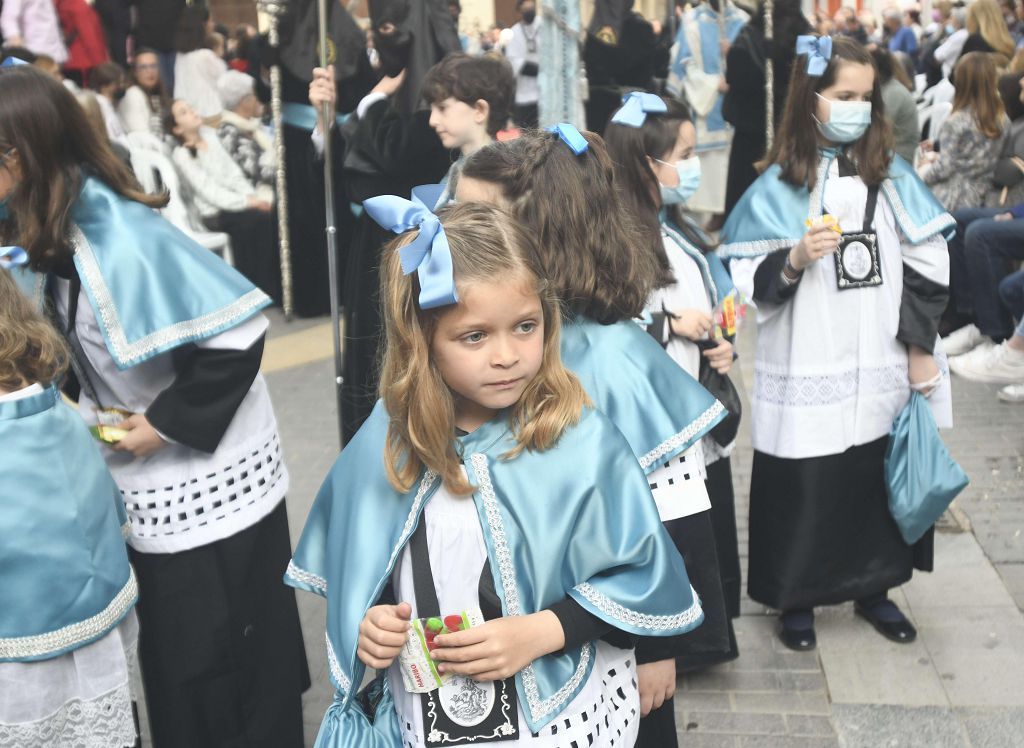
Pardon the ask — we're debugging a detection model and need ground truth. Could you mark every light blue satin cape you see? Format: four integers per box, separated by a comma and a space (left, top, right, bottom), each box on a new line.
559, 317, 724, 472
720, 152, 956, 258
0, 386, 136, 662
662, 218, 735, 308
286, 406, 704, 745
11, 176, 270, 369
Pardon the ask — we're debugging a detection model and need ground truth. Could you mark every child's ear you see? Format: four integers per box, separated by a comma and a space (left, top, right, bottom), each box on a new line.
474, 99, 490, 125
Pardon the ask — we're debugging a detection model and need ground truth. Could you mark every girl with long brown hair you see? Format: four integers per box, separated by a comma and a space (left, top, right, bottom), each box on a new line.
605, 94, 743, 688
287, 200, 703, 747
456, 127, 726, 748
0, 261, 138, 746
721, 35, 955, 652
920, 51, 1009, 211
0, 63, 309, 746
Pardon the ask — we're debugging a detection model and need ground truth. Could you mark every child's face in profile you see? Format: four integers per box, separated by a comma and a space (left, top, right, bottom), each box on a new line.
430, 276, 545, 432
429, 96, 487, 151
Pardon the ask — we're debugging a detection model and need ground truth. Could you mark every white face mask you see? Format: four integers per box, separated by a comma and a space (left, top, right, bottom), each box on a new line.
655, 155, 702, 205
814, 93, 872, 143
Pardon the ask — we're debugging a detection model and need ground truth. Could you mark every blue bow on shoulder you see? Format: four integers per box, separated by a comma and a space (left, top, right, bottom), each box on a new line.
362, 188, 457, 310
611, 92, 668, 128
795, 35, 832, 76
0, 246, 27, 269
547, 123, 589, 155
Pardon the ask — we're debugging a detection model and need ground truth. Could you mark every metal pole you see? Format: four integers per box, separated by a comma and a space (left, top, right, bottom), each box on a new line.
317, 0, 346, 447
259, 0, 295, 321
764, 0, 775, 148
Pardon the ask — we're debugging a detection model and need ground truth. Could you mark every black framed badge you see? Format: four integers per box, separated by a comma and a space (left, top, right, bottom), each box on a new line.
422, 674, 519, 745
834, 231, 883, 290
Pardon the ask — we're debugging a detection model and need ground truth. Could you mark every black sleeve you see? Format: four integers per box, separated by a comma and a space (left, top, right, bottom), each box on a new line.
752, 247, 801, 306
635, 633, 686, 665
898, 264, 949, 354
145, 335, 265, 454
344, 98, 447, 178
377, 578, 397, 607
548, 598, 634, 652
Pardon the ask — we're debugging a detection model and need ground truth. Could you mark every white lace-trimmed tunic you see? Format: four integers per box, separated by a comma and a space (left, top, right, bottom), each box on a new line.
388, 479, 640, 747
0, 384, 138, 748
53, 279, 289, 554
730, 158, 952, 459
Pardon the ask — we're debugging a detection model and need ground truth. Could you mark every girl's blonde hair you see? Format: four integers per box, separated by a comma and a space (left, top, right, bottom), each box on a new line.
0, 269, 69, 391
378, 202, 590, 495
967, 0, 1016, 58
953, 52, 1006, 139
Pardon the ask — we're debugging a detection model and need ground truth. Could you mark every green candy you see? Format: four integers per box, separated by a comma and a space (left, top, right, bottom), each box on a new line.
426, 617, 444, 633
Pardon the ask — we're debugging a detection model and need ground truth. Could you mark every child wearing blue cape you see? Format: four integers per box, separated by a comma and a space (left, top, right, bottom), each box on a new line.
605, 91, 743, 631
720, 36, 954, 651
0, 64, 309, 746
0, 260, 138, 746
289, 201, 703, 747
454, 127, 729, 744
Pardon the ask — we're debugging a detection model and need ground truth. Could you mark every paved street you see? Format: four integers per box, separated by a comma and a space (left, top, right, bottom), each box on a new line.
139, 311, 1024, 747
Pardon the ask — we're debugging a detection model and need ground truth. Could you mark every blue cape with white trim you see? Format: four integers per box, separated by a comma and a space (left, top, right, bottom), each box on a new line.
720, 152, 955, 259
287, 405, 703, 745
11, 176, 270, 369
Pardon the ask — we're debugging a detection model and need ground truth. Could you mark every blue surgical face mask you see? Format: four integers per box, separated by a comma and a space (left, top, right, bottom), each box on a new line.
945, 23, 955, 34
656, 155, 701, 205
814, 93, 872, 143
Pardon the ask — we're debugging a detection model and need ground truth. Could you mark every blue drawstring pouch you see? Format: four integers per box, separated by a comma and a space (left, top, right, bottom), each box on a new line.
884, 392, 969, 544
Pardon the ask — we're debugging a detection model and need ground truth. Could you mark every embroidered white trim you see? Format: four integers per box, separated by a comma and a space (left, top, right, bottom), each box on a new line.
387, 470, 438, 573
0, 569, 137, 660
574, 582, 703, 631
755, 363, 912, 407
284, 560, 326, 596
325, 632, 352, 694
0, 679, 136, 747
880, 182, 955, 244
719, 237, 794, 259
638, 401, 725, 470
468, 454, 592, 722
70, 225, 269, 368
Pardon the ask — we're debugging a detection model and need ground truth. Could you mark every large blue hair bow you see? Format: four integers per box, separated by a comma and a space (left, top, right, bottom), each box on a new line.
362, 187, 457, 309
0, 246, 27, 269
546, 123, 589, 155
610, 91, 668, 128
0, 57, 30, 68
795, 35, 832, 76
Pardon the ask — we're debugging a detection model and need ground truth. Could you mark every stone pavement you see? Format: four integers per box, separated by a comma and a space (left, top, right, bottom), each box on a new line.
138, 311, 1024, 747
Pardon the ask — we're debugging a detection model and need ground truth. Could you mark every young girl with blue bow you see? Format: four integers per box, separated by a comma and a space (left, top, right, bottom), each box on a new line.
289, 199, 704, 747
721, 36, 954, 651
0, 254, 138, 747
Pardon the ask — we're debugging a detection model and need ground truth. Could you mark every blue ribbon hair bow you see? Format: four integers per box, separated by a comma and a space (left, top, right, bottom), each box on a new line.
362, 188, 458, 310
0, 57, 30, 68
610, 91, 668, 128
0, 246, 27, 269
546, 123, 589, 155
795, 35, 832, 76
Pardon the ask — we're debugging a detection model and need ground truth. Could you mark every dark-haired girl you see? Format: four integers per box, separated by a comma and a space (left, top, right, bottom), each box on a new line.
721, 36, 954, 651
605, 95, 742, 667
119, 48, 171, 140
0, 64, 308, 747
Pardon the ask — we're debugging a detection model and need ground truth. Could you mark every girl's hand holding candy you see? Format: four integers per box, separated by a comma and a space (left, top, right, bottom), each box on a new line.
430, 611, 565, 682
790, 216, 842, 273
703, 338, 734, 374
670, 309, 714, 341
358, 602, 413, 669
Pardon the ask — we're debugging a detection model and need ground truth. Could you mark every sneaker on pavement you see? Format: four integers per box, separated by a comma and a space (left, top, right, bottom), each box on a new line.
998, 383, 1024, 402
941, 324, 989, 356
949, 341, 1024, 384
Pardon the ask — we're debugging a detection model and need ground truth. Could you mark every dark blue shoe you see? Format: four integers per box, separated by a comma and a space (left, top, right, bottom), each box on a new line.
778, 610, 816, 651
854, 599, 917, 644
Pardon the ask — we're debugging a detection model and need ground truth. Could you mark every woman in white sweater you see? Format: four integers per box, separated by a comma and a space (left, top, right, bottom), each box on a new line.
167, 99, 280, 301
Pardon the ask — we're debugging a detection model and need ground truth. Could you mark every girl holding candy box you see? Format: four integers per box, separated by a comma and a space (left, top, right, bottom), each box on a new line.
720, 36, 954, 652
288, 200, 705, 747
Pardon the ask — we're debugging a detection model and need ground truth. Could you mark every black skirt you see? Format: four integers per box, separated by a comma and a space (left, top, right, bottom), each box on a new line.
655, 509, 738, 671
706, 457, 741, 619
747, 437, 934, 611
129, 500, 310, 748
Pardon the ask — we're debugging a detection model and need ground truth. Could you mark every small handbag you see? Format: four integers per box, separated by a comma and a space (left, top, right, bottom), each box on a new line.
697, 341, 742, 448
884, 391, 969, 544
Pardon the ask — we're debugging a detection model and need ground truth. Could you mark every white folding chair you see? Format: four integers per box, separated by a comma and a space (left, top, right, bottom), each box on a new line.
129, 147, 235, 266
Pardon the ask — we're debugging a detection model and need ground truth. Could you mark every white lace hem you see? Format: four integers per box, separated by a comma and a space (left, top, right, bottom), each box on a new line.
0, 680, 136, 748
